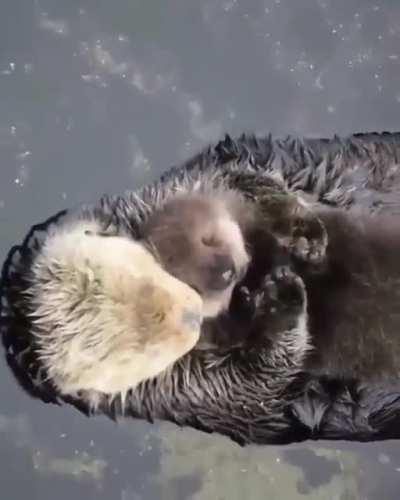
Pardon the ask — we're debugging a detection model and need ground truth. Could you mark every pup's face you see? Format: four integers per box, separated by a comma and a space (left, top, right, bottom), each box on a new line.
143, 195, 250, 318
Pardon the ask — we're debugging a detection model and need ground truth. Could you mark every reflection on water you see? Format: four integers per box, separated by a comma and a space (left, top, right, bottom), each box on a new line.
1, 0, 400, 498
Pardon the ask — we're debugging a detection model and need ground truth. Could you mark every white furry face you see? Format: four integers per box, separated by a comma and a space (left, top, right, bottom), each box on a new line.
142, 193, 250, 319
26, 220, 203, 407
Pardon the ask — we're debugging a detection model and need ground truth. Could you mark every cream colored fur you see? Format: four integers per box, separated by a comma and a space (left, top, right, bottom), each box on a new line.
26, 220, 203, 407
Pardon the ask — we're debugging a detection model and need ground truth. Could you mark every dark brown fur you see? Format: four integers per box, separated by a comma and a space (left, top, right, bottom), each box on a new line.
139, 192, 252, 318
300, 208, 400, 381
138, 178, 328, 323
207, 203, 400, 381
195, 196, 400, 386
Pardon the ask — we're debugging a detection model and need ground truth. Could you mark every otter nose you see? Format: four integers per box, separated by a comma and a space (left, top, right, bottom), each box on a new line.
207, 255, 236, 291
181, 308, 202, 332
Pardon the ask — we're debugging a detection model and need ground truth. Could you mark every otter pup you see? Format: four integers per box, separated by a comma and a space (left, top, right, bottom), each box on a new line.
25, 219, 203, 407
139, 176, 328, 321
160, 173, 328, 351
140, 191, 251, 318
85, 177, 329, 356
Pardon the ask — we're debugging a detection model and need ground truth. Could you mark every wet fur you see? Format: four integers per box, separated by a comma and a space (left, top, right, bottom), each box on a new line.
1, 167, 319, 432
301, 207, 400, 381
201, 201, 400, 383
4, 131, 400, 444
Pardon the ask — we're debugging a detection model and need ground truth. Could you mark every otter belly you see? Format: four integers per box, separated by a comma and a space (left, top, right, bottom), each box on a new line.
302, 209, 400, 381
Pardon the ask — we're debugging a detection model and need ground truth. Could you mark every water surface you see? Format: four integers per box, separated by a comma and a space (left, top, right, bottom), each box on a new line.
1, 1, 400, 498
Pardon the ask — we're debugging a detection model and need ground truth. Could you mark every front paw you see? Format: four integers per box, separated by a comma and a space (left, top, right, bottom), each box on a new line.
258, 266, 306, 313
290, 213, 328, 266
230, 285, 257, 321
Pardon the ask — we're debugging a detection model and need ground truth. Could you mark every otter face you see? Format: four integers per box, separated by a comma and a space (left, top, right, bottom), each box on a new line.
28, 221, 204, 401
142, 194, 250, 318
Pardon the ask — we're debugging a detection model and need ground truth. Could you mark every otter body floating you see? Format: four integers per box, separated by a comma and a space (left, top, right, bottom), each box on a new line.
2, 131, 400, 445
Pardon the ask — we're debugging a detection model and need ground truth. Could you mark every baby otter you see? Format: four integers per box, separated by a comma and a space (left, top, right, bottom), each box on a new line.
139, 175, 328, 322
157, 173, 329, 351
140, 191, 252, 318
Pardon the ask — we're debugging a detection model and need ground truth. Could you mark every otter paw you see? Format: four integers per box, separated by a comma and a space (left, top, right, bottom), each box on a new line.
259, 266, 306, 311
230, 285, 257, 321
291, 214, 328, 265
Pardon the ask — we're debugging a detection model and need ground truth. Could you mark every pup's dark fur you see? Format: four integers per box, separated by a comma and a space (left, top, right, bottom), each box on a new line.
140, 192, 251, 319
137, 178, 328, 347
301, 208, 400, 381
211, 204, 400, 383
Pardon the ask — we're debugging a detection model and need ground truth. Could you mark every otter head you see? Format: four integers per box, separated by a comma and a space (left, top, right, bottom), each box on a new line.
142, 192, 250, 318
26, 221, 204, 405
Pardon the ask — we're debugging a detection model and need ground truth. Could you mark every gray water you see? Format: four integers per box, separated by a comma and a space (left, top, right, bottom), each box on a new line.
1, 1, 400, 498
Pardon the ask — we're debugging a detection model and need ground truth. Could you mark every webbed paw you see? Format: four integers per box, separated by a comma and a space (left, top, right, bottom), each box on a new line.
290, 211, 328, 266
230, 285, 257, 321
257, 265, 306, 313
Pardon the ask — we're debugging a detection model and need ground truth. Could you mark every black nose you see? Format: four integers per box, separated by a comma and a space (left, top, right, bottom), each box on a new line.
207, 255, 236, 291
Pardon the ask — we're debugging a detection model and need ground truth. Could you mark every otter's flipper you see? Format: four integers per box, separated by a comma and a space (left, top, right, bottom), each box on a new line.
289, 377, 400, 442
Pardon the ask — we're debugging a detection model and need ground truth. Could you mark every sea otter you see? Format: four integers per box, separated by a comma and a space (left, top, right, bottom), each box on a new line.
3, 131, 400, 444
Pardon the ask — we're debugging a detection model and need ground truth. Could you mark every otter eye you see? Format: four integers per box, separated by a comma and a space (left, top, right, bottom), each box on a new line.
201, 236, 221, 247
